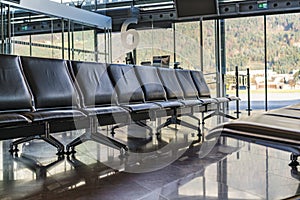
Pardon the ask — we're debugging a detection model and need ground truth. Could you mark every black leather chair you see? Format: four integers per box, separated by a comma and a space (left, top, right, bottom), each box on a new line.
157, 67, 202, 136
0, 55, 32, 127
12, 56, 88, 155
190, 70, 238, 123
0, 55, 44, 148
156, 68, 202, 108
66, 61, 130, 153
108, 64, 161, 135
135, 66, 184, 109
137, 66, 200, 135
174, 69, 223, 129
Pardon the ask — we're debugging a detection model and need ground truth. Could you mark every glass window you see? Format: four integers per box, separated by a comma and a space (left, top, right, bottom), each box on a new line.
12, 36, 31, 56
267, 13, 300, 109
203, 20, 217, 97
136, 26, 174, 67
97, 32, 109, 63
225, 16, 265, 110
175, 21, 200, 69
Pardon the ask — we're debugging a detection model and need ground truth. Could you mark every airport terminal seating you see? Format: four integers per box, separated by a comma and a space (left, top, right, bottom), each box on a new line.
206, 104, 300, 166
0, 54, 240, 156
2, 55, 88, 156
190, 70, 240, 123
0, 55, 45, 149
65, 61, 130, 154
135, 66, 201, 136
108, 64, 161, 135
155, 67, 201, 135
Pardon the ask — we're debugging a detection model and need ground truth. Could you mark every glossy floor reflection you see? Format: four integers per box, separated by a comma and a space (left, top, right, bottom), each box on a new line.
0, 115, 299, 200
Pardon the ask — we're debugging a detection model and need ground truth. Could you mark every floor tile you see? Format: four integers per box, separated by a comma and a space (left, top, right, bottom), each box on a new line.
0, 116, 299, 200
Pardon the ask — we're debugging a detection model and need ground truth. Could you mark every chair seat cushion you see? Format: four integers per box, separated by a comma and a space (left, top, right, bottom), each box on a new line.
122, 103, 161, 112
84, 106, 128, 116
180, 99, 202, 106
199, 98, 218, 104
154, 101, 183, 108
227, 96, 240, 101
0, 113, 31, 128
215, 97, 230, 103
24, 110, 86, 122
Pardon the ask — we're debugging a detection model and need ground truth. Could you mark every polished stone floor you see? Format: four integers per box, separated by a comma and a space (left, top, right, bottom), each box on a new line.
0, 114, 299, 200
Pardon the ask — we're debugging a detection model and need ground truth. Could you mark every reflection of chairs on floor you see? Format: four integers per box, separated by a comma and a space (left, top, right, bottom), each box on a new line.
67, 155, 118, 184
291, 166, 300, 181
13, 153, 64, 180
290, 167, 300, 199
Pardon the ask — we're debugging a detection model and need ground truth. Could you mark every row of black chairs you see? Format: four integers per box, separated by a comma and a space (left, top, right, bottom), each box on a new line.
0, 54, 239, 156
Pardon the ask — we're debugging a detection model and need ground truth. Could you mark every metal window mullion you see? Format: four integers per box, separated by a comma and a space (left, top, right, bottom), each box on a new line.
61, 19, 64, 59
109, 29, 112, 63
215, 19, 221, 98
67, 19, 71, 60
1, 4, 4, 54
200, 18, 203, 72
94, 29, 98, 62
264, 15, 268, 111
173, 22, 176, 65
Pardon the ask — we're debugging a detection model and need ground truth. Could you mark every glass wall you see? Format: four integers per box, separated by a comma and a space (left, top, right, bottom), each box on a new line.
203, 20, 217, 97
1, 5, 108, 62
111, 31, 127, 64
175, 21, 200, 69
266, 13, 300, 109
110, 23, 174, 67
11, 35, 31, 57
97, 31, 109, 62
109, 19, 218, 95
225, 16, 265, 111
5, 1, 300, 111
72, 27, 96, 61
30, 32, 62, 58
136, 26, 174, 67
224, 14, 300, 111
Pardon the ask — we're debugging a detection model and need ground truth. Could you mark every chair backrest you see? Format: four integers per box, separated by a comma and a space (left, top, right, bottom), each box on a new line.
157, 67, 184, 100
108, 64, 145, 104
69, 61, 117, 107
134, 65, 167, 102
0, 55, 32, 113
190, 70, 211, 98
175, 69, 199, 99
21, 56, 79, 110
